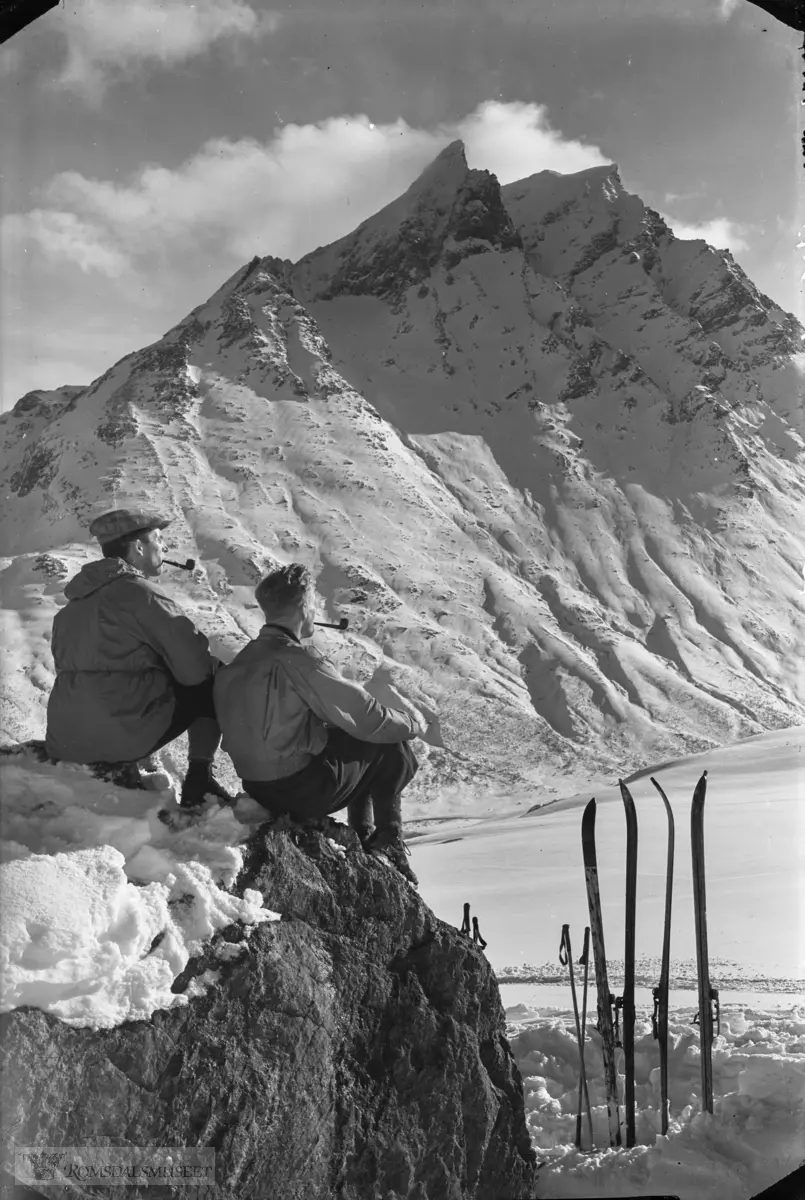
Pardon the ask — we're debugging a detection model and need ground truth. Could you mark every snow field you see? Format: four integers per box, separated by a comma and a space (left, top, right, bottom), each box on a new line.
507, 1002, 805, 1199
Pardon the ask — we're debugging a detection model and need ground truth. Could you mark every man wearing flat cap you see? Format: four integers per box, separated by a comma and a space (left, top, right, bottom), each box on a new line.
45, 508, 232, 808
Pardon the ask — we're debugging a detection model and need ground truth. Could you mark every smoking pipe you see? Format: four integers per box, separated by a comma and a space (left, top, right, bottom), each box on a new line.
314, 617, 349, 631
163, 557, 197, 571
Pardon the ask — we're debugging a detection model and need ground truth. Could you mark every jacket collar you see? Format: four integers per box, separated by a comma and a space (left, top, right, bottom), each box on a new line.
259, 623, 302, 645
64, 558, 144, 600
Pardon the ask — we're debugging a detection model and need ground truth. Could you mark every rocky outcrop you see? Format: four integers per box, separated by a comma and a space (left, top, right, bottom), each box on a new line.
0, 818, 538, 1200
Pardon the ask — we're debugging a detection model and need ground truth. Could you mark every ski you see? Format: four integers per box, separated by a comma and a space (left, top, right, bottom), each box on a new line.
581, 799, 622, 1148
691, 770, 719, 1114
617, 780, 638, 1148
650, 776, 675, 1134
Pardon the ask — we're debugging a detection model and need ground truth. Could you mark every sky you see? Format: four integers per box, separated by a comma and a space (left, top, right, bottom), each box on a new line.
0, 0, 801, 409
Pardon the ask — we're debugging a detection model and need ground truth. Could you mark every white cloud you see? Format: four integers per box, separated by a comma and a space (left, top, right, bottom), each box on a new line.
2, 102, 608, 278
662, 213, 750, 253
50, 0, 272, 94
664, 189, 703, 205
459, 101, 609, 182
718, 0, 742, 17
2, 211, 130, 277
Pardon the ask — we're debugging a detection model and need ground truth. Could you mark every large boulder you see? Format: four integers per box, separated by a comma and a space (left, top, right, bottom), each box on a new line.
0, 818, 538, 1199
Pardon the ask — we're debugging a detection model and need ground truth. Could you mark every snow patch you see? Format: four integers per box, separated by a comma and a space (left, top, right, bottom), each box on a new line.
0, 760, 279, 1029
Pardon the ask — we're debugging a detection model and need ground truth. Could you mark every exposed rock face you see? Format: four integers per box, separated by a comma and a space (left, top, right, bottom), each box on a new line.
0, 820, 537, 1200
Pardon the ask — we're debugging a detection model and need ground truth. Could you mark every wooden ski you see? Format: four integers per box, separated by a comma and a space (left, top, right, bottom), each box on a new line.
650, 775, 675, 1134
581, 798, 622, 1147
691, 770, 719, 1114
618, 780, 638, 1147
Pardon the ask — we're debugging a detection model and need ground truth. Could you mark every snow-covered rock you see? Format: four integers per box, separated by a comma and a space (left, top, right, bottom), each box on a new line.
1, 142, 803, 810
0, 809, 537, 1200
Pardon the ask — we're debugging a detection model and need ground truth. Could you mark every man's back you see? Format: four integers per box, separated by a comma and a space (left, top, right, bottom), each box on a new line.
46, 559, 212, 763
214, 625, 421, 782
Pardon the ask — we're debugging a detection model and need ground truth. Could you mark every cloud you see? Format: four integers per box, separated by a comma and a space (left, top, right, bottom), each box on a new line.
718, 0, 742, 17
459, 101, 609, 182
2, 211, 130, 277
664, 190, 703, 206
50, 0, 273, 94
662, 213, 750, 253
1, 102, 608, 279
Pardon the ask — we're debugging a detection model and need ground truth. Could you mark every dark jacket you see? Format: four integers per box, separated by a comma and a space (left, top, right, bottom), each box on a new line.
214, 625, 423, 782
46, 559, 213, 763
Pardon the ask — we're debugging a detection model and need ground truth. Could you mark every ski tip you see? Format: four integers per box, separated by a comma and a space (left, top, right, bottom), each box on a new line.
691, 771, 709, 817
650, 775, 673, 805
582, 796, 596, 821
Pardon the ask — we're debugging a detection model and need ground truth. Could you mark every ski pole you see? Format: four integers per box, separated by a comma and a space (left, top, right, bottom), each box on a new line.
578, 927, 595, 1150
559, 925, 594, 1150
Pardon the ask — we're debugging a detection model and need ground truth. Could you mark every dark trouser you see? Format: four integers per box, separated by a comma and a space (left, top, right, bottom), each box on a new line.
145, 677, 221, 761
243, 727, 418, 836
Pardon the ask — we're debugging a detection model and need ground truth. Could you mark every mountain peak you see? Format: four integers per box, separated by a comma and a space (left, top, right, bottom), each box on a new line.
293, 140, 520, 302
411, 138, 469, 192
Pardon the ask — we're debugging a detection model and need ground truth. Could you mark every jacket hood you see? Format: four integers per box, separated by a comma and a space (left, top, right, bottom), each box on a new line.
64, 558, 143, 600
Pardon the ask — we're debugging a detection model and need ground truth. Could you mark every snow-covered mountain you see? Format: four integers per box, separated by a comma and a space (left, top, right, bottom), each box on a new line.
2, 142, 804, 811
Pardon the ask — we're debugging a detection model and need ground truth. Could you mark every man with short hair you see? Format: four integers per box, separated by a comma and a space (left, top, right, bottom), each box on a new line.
214, 563, 427, 884
46, 509, 232, 808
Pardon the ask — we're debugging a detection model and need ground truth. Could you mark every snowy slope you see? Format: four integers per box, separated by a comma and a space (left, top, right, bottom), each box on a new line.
1, 143, 804, 811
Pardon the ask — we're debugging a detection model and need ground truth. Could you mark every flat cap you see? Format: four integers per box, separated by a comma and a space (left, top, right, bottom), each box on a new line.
89, 509, 172, 543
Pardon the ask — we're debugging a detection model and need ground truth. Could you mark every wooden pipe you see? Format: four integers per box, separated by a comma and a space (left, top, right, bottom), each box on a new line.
163, 557, 196, 571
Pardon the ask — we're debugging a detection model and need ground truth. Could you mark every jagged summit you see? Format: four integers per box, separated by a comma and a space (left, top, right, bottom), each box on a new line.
403, 137, 470, 204
2, 149, 804, 806
293, 139, 521, 302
